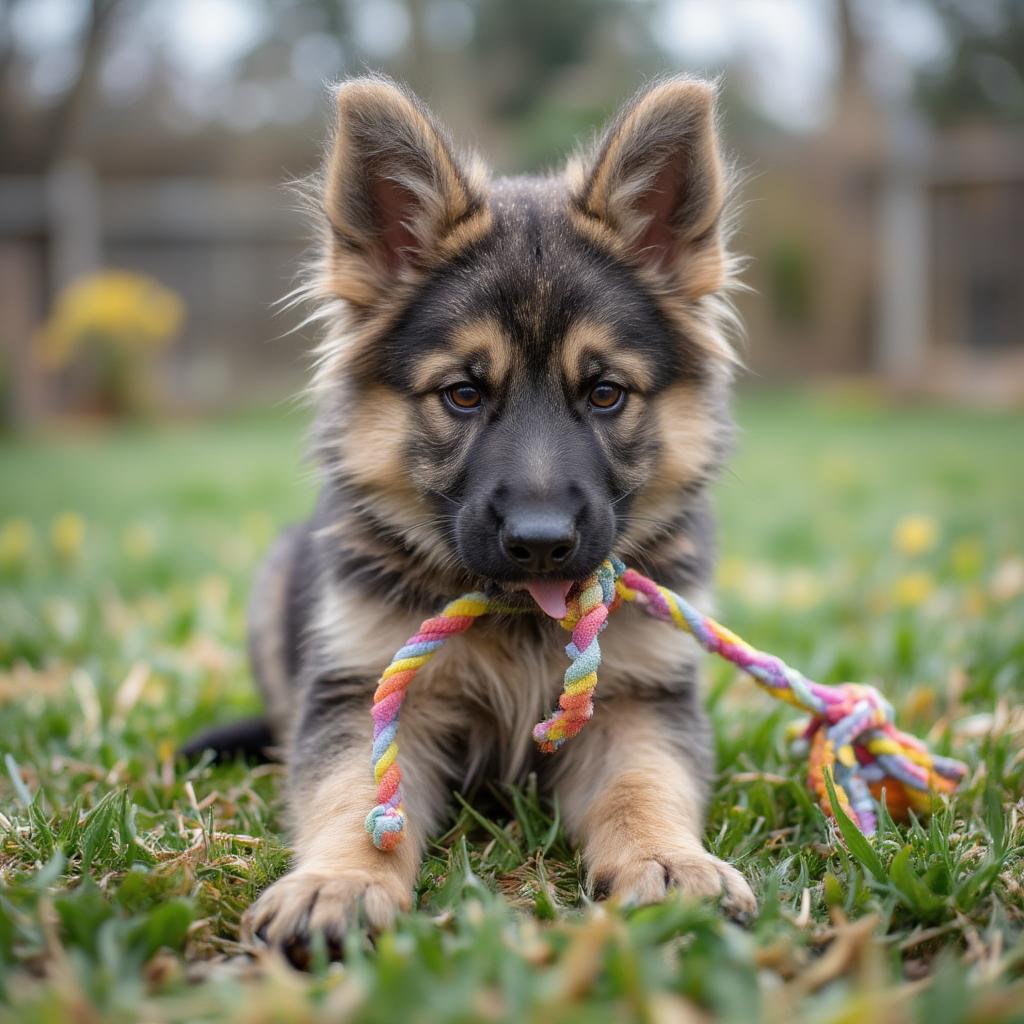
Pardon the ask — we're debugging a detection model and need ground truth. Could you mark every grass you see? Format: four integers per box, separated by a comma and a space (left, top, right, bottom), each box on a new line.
0, 391, 1022, 1023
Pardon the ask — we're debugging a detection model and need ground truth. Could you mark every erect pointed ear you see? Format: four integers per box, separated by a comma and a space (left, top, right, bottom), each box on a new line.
322, 77, 488, 306
568, 77, 729, 299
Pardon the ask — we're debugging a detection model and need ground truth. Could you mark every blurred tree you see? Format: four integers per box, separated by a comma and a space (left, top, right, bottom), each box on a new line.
44, 0, 123, 163
914, 0, 1024, 127
0, 0, 125, 170
472, 0, 622, 119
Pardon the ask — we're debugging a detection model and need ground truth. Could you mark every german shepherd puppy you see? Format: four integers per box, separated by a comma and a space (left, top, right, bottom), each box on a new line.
238, 74, 756, 948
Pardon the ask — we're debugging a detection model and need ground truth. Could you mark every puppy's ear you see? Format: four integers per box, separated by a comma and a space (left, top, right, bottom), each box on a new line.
569, 77, 728, 299
323, 77, 487, 305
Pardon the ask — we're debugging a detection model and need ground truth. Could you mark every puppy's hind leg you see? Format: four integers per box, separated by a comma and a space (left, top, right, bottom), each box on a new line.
177, 716, 275, 762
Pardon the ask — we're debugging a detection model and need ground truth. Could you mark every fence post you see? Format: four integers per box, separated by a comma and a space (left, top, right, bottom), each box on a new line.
46, 158, 102, 294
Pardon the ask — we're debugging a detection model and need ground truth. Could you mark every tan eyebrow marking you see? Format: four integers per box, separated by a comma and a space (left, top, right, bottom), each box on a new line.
408, 318, 513, 392
450, 319, 513, 381
560, 318, 654, 392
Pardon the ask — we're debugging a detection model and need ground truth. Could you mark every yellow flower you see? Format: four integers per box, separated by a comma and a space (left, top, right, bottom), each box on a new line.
950, 538, 983, 579
893, 515, 938, 557
51, 512, 85, 564
816, 453, 859, 492
242, 512, 273, 548
894, 571, 935, 607
121, 522, 155, 561
0, 518, 34, 569
781, 569, 824, 611
35, 270, 184, 369
717, 556, 747, 592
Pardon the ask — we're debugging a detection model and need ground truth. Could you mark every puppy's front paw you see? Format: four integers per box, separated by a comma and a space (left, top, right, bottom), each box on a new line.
591, 849, 756, 920
244, 867, 410, 955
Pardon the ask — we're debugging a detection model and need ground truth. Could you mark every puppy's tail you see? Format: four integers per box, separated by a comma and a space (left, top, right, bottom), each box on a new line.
178, 716, 276, 763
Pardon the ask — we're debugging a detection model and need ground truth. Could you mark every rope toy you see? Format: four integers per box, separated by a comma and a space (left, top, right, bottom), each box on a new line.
366, 557, 967, 851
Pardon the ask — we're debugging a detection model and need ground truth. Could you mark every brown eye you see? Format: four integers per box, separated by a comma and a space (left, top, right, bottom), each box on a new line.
443, 383, 482, 412
588, 381, 625, 412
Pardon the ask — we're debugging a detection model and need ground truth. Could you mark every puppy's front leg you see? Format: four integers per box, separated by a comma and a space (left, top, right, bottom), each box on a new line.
245, 676, 447, 948
553, 693, 756, 916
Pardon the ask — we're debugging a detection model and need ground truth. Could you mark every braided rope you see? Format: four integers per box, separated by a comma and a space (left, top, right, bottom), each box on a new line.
365, 593, 491, 850
366, 560, 967, 850
614, 567, 966, 835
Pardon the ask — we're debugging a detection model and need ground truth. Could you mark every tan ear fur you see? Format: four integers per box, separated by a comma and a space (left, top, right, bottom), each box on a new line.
568, 78, 729, 300
323, 76, 490, 306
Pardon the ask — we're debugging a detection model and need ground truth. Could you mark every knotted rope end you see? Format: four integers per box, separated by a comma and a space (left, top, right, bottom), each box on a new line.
365, 804, 406, 851
800, 681, 967, 836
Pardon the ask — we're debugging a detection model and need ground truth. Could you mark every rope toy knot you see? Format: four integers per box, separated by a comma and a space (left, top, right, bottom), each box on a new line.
365, 559, 967, 850
365, 804, 405, 852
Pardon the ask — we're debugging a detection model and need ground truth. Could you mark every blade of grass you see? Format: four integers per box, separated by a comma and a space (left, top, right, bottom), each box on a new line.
4, 754, 33, 808
823, 769, 887, 884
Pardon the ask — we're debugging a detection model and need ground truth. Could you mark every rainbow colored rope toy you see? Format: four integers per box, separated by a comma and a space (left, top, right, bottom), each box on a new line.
366, 557, 967, 851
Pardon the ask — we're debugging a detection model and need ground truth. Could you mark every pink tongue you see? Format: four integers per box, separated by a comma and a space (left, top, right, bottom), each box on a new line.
525, 580, 573, 619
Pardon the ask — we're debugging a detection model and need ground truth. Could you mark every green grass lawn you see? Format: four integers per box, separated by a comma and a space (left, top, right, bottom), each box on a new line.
1, 392, 1022, 1023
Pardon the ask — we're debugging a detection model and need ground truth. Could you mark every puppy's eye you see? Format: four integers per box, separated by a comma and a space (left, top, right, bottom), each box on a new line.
443, 383, 482, 412
588, 381, 625, 412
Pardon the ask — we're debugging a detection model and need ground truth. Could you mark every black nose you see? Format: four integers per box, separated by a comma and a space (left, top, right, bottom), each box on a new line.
500, 511, 579, 573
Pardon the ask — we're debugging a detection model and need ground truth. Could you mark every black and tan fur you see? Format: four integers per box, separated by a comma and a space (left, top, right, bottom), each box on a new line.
231, 75, 755, 949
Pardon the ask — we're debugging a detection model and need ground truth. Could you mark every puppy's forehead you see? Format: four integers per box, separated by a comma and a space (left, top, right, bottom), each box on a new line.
383, 182, 687, 389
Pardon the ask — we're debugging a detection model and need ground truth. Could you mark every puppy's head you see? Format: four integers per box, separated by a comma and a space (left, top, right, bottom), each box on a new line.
310, 76, 738, 606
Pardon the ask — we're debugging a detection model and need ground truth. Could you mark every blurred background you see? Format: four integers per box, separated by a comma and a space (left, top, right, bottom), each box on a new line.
2, 5, 1024, 1011
1, 0, 1022, 425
